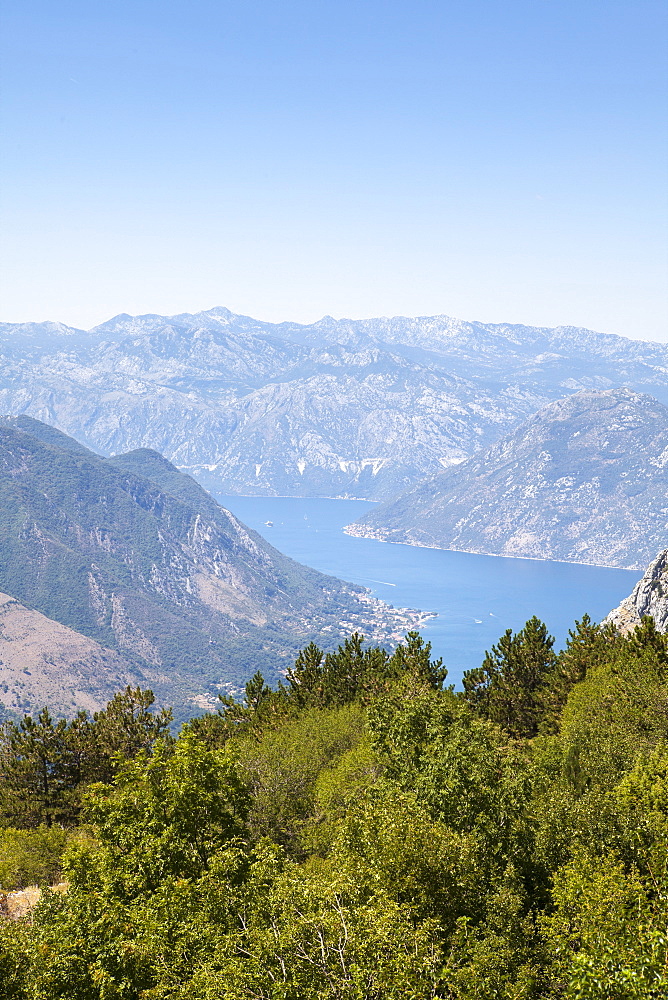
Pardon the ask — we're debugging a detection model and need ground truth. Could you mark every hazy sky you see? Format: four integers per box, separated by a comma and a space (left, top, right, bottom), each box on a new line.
1, 0, 666, 339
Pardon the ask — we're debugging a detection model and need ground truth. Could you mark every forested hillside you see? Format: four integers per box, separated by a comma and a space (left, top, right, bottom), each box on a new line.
1, 618, 666, 998
0, 417, 421, 720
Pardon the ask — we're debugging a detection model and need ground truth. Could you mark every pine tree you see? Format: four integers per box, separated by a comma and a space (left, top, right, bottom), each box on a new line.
463, 616, 557, 737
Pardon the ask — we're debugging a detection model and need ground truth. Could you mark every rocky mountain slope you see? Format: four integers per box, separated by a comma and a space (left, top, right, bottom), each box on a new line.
0, 417, 422, 719
0, 592, 138, 721
605, 550, 668, 632
347, 388, 668, 570
2, 308, 668, 499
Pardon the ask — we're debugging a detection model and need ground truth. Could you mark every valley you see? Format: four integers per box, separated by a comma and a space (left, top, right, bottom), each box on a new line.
215, 493, 641, 684
0, 417, 423, 720
1, 309, 665, 716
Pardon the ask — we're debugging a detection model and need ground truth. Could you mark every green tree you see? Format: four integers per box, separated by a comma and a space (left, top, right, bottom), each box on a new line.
463, 616, 557, 738
17, 733, 251, 1000
236, 702, 367, 851
539, 614, 619, 732
88, 686, 172, 783
545, 852, 668, 999
0, 918, 29, 1000
0, 825, 69, 891
188, 842, 450, 1000
369, 685, 540, 897
76, 731, 250, 896
0, 709, 74, 827
386, 629, 448, 690
283, 631, 446, 711
284, 640, 327, 706
0, 688, 172, 829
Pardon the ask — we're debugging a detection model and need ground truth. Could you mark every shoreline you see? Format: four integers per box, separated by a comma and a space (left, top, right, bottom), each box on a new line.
343, 524, 643, 573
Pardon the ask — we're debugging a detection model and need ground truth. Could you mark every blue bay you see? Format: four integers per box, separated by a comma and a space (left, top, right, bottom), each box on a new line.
217, 495, 642, 688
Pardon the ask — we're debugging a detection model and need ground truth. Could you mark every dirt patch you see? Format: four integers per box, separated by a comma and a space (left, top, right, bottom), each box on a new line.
0, 592, 139, 717
192, 573, 268, 625
0, 883, 68, 921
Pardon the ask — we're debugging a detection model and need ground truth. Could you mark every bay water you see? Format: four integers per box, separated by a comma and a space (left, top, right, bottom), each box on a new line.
217, 495, 641, 687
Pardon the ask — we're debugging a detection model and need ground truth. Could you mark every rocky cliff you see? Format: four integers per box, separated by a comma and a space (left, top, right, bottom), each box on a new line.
348, 388, 668, 570
2, 308, 667, 499
605, 550, 668, 632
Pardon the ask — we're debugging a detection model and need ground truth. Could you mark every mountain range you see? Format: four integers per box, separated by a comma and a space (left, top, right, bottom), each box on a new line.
2, 308, 668, 500
347, 388, 668, 570
0, 417, 422, 721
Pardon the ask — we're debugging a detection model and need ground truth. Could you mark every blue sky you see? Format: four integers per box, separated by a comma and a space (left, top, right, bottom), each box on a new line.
1, 0, 666, 338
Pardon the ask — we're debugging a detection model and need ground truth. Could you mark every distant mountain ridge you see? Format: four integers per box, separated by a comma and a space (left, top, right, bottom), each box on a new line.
2, 307, 667, 499
347, 388, 668, 570
0, 417, 422, 720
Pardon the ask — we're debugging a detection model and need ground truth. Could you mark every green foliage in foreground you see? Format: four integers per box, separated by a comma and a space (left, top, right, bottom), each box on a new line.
0, 827, 68, 891
1, 623, 667, 998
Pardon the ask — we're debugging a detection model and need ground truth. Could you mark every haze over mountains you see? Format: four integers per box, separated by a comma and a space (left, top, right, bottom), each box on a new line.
3, 306, 668, 722
348, 388, 668, 570
2, 308, 668, 500
0, 417, 421, 720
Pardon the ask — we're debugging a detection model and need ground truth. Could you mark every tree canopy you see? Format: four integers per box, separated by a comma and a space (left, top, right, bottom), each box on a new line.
1, 621, 667, 998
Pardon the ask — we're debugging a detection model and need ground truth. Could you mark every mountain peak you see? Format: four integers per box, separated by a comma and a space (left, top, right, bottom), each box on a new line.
349, 387, 668, 569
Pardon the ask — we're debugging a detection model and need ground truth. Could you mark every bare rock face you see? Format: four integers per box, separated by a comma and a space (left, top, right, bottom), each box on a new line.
0, 593, 142, 718
605, 550, 668, 633
349, 388, 668, 570
2, 307, 668, 500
